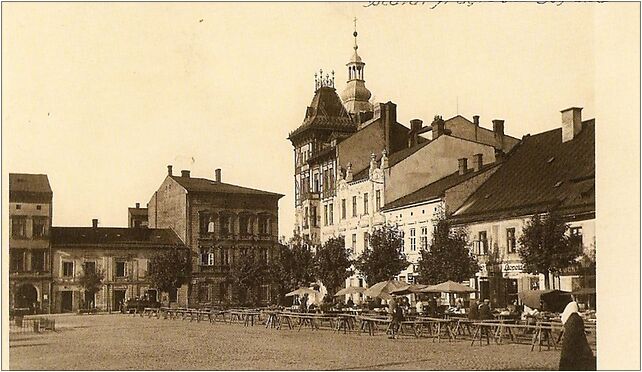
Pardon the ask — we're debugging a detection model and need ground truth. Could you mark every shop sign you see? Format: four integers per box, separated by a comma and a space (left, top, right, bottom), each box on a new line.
502, 262, 523, 273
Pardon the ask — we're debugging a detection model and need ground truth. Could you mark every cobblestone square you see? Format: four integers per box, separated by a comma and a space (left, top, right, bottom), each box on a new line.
9, 314, 564, 370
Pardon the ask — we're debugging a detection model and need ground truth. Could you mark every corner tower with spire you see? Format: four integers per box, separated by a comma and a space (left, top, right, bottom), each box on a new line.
341, 18, 373, 115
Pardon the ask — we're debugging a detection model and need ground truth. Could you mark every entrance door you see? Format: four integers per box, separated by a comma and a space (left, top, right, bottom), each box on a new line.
84, 291, 95, 309
15, 284, 38, 314
61, 291, 73, 313
113, 290, 126, 312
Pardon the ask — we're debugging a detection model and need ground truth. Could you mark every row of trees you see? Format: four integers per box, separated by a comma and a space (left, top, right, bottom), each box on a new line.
77, 209, 589, 307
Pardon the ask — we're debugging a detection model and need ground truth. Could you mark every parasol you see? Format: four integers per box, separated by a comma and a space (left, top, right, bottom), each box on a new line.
389, 283, 429, 296
285, 287, 320, 297
419, 280, 476, 293
363, 280, 407, 300
518, 289, 572, 312
334, 286, 366, 297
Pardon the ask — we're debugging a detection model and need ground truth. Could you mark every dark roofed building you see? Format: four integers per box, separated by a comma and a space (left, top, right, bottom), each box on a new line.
10, 173, 53, 203
452, 119, 595, 223
50, 220, 188, 313
449, 108, 595, 308
148, 166, 283, 306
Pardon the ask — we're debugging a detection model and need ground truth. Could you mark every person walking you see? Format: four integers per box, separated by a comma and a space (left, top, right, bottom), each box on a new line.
559, 301, 596, 370
388, 296, 403, 339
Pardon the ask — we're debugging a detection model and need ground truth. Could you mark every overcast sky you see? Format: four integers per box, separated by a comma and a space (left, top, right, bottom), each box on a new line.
0, 2, 630, 237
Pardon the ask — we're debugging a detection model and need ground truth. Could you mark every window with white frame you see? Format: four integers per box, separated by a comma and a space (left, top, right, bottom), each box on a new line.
363, 193, 369, 215
506, 228, 517, 253
420, 226, 428, 250
115, 261, 127, 277
410, 228, 416, 251
62, 261, 74, 277
201, 249, 215, 266
352, 196, 357, 217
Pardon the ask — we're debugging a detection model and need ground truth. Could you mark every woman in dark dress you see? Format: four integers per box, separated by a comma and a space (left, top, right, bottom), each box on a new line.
559, 302, 596, 370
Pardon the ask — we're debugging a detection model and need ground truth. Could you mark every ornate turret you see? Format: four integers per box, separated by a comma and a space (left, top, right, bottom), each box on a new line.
340, 18, 373, 115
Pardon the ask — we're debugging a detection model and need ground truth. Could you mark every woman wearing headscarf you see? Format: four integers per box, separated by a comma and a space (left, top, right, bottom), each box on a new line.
559, 301, 596, 370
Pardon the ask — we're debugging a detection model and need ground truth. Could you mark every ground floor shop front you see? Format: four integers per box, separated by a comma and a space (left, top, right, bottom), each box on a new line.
9, 277, 52, 314
52, 281, 162, 313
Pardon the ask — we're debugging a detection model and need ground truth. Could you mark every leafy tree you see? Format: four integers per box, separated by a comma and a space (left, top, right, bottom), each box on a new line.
268, 236, 315, 304
77, 263, 104, 308
228, 249, 269, 306
518, 210, 582, 289
314, 236, 353, 295
355, 224, 408, 284
417, 216, 480, 284
148, 247, 192, 295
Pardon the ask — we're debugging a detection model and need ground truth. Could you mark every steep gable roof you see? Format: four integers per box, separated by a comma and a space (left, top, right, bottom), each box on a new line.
9, 173, 52, 203
9, 173, 52, 194
288, 87, 356, 140
451, 120, 595, 223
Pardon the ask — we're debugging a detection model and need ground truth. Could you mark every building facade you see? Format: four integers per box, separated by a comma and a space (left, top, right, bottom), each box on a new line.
450, 108, 596, 307
147, 167, 283, 306
9, 173, 53, 314
288, 28, 522, 294
50, 222, 186, 313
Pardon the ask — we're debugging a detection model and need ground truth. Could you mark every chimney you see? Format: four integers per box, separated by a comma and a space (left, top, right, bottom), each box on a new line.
135, 202, 140, 209
561, 107, 583, 143
473, 153, 483, 172
215, 168, 222, 182
432, 115, 445, 139
458, 158, 468, 175
473, 115, 480, 126
92, 219, 98, 228
409, 119, 423, 147
492, 119, 505, 136
167, 165, 173, 176
181, 170, 190, 178
410, 119, 423, 132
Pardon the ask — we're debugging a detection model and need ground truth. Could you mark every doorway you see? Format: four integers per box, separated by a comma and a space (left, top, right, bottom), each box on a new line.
61, 291, 73, 313
15, 284, 38, 313
113, 290, 126, 312
84, 291, 95, 309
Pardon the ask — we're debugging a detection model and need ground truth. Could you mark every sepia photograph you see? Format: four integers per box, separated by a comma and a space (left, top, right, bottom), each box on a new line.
2, 1, 640, 370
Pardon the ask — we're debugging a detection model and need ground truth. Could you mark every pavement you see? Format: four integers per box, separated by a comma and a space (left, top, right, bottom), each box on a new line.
9, 313, 563, 370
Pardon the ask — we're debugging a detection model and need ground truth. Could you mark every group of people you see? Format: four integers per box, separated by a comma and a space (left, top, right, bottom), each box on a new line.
467, 298, 494, 320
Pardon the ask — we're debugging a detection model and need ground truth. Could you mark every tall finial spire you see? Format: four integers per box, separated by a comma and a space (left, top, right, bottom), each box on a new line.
341, 17, 373, 114
353, 17, 358, 51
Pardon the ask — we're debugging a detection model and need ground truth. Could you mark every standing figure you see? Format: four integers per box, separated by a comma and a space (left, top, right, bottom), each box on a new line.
559, 301, 596, 370
479, 299, 493, 320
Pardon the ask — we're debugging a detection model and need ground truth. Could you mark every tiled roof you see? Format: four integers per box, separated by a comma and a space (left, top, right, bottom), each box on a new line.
288, 87, 356, 140
451, 120, 595, 223
51, 227, 184, 246
9, 173, 52, 194
171, 176, 284, 198
382, 163, 500, 211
